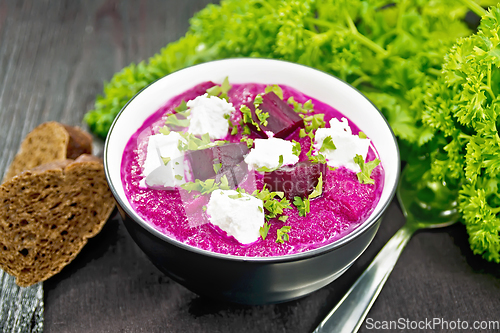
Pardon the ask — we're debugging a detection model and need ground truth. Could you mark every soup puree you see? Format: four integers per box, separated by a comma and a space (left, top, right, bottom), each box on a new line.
121, 81, 384, 257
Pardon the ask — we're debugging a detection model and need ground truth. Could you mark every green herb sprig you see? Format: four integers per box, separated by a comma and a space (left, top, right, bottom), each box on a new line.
180, 175, 231, 194
293, 196, 310, 217
252, 186, 291, 220
422, 5, 500, 263
276, 226, 291, 243
354, 155, 380, 185
206, 76, 232, 101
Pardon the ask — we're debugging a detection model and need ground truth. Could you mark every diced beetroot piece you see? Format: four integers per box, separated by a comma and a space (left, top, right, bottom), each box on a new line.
187, 148, 217, 181
216, 161, 249, 188
246, 92, 304, 139
217, 143, 250, 166
187, 143, 250, 188
264, 161, 327, 199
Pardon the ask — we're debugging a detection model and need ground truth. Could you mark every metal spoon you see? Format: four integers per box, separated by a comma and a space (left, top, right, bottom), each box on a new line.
312, 164, 460, 333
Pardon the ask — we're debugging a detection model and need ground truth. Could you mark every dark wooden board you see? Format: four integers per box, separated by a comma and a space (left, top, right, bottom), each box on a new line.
0, 0, 499, 332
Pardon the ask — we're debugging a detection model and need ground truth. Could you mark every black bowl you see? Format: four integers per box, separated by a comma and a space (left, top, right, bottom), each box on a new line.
104, 58, 400, 304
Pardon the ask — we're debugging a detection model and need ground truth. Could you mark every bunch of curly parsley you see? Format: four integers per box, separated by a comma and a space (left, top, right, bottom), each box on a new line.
84, 0, 500, 261
423, 5, 500, 263
85, 0, 477, 142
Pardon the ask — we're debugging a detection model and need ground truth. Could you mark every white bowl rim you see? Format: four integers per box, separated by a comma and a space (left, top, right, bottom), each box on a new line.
104, 58, 401, 263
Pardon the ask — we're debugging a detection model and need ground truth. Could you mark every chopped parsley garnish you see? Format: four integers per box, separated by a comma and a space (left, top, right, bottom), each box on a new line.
230, 120, 239, 135
253, 94, 263, 107
287, 96, 314, 114
239, 105, 260, 130
320, 136, 336, 152
306, 136, 327, 164
264, 85, 283, 100
303, 100, 314, 111
252, 187, 291, 220
175, 175, 183, 180
293, 196, 310, 217
354, 155, 380, 185
259, 222, 271, 240
165, 113, 190, 128
158, 126, 170, 135
309, 154, 327, 164
174, 100, 188, 113
242, 125, 251, 135
213, 162, 222, 174
206, 76, 232, 101
299, 128, 314, 139
255, 108, 269, 127
304, 114, 326, 132
276, 226, 291, 244
177, 132, 226, 152
292, 140, 301, 157
358, 131, 367, 139
309, 173, 323, 199
180, 175, 231, 194
161, 157, 171, 165
278, 215, 288, 222
240, 137, 254, 148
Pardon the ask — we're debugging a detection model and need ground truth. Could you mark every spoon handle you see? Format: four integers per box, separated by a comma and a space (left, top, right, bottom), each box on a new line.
312, 224, 415, 333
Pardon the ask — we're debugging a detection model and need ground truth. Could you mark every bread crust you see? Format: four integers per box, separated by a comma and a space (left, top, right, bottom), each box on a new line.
2, 122, 93, 182
0, 155, 115, 287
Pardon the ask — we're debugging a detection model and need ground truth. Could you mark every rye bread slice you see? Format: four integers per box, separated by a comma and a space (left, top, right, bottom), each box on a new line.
0, 154, 115, 287
2, 122, 93, 182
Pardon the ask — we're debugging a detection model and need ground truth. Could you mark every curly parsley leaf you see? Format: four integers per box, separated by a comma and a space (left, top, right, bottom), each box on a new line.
240, 136, 254, 148
303, 114, 325, 132
260, 222, 271, 240
309, 173, 323, 199
158, 126, 170, 135
240, 105, 260, 130
255, 108, 270, 127
319, 136, 336, 152
174, 100, 188, 113
292, 140, 301, 157
206, 76, 232, 100
253, 186, 291, 220
293, 196, 310, 217
161, 157, 171, 166
276, 226, 291, 244
287, 96, 314, 114
354, 155, 380, 185
265, 85, 284, 100
422, 5, 500, 263
180, 175, 231, 194
165, 113, 190, 128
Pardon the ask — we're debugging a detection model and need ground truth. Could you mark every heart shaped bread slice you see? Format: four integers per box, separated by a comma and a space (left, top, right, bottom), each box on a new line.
2, 122, 93, 182
0, 154, 115, 287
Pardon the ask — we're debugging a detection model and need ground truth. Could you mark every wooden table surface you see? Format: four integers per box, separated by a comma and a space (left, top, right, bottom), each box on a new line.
1, 1, 499, 332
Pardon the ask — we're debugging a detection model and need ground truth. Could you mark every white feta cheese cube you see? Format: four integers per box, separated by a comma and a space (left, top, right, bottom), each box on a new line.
244, 137, 299, 170
206, 189, 264, 244
314, 117, 370, 172
141, 132, 186, 188
187, 93, 235, 139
